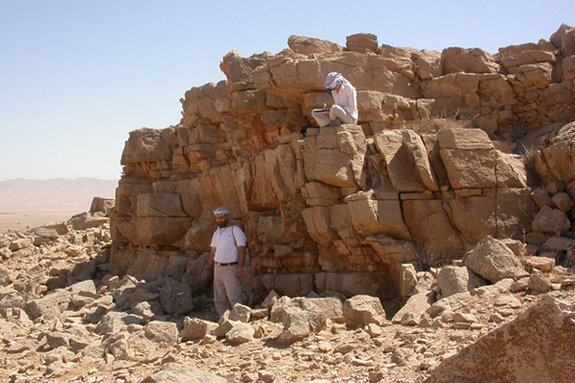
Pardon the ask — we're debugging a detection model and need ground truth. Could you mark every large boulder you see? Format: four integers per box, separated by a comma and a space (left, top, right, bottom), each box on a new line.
532, 206, 571, 234
270, 296, 327, 345
69, 212, 109, 231
90, 197, 115, 214
426, 295, 575, 383
25, 290, 71, 320
31, 227, 61, 246
345, 192, 411, 240
135, 193, 187, 217
159, 278, 194, 315
288, 35, 343, 55
374, 129, 439, 192
463, 237, 529, 283
402, 198, 464, 258
126, 321, 179, 361
303, 125, 367, 189
96, 311, 143, 335
181, 317, 218, 342
437, 128, 496, 189
441, 47, 500, 74
272, 273, 316, 297
307, 296, 344, 322
225, 322, 255, 346
9, 238, 33, 251
316, 272, 391, 298
347, 33, 378, 53
182, 252, 210, 293
342, 295, 387, 328
436, 265, 487, 299
391, 292, 434, 325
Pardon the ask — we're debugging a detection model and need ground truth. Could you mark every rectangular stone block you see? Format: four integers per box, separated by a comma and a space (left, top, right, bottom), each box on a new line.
440, 148, 496, 189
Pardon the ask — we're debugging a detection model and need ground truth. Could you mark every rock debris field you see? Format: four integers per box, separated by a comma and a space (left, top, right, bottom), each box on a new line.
1, 211, 575, 383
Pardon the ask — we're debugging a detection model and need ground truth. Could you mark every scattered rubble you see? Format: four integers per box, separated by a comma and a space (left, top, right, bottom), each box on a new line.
2, 203, 575, 382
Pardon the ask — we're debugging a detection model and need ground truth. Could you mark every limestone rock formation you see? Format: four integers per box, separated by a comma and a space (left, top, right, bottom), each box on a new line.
109, 25, 575, 306
5, 24, 575, 382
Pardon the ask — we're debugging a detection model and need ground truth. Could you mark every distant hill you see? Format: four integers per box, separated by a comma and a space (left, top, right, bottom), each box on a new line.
0, 178, 119, 231
0, 178, 118, 209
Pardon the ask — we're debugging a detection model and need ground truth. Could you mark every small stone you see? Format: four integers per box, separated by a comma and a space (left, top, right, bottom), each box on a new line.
452, 322, 471, 329
229, 304, 251, 323
522, 256, 555, 273
366, 323, 384, 338
369, 370, 384, 382
440, 311, 455, 323
225, 322, 254, 346
551, 193, 574, 212
6, 342, 30, 354
510, 278, 530, 292
241, 372, 258, 382
335, 343, 354, 354
529, 274, 552, 293
318, 341, 333, 353
454, 313, 478, 323
258, 371, 275, 383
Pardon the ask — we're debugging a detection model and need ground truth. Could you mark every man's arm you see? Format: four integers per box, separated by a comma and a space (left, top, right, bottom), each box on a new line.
349, 85, 358, 115
236, 245, 246, 279
202, 247, 216, 280
340, 84, 357, 116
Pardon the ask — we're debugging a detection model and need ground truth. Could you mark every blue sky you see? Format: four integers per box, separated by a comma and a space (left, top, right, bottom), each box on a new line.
1, 0, 573, 181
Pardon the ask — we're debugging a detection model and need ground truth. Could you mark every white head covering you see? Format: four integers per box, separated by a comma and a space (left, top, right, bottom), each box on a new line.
324, 72, 344, 90
213, 206, 230, 216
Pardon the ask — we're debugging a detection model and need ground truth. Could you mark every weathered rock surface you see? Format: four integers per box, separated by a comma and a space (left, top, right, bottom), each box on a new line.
110, 27, 575, 308
426, 294, 575, 383
2, 211, 575, 382
4, 25, 575, 383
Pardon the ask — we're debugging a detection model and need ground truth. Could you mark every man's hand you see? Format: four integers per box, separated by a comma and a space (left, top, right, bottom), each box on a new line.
202, 269, 212, 281
236, 267, 244, 279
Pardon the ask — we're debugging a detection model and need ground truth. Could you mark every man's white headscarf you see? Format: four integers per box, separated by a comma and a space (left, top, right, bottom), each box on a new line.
324, 72, 344, 90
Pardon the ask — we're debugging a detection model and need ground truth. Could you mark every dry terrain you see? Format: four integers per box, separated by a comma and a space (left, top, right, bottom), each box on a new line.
0, 178, 117, 231
1, 215, 575, 382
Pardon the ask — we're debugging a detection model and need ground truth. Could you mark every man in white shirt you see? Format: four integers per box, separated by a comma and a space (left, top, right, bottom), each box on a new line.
202, 206, 247, 317
311, 72, 358, 127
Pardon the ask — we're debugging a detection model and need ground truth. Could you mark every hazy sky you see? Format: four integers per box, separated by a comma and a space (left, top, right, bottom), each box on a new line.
1, 1, 573, 181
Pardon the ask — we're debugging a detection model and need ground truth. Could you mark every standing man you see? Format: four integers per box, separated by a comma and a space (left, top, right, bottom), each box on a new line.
202, 206, 247, 317
311, 72, 358, 127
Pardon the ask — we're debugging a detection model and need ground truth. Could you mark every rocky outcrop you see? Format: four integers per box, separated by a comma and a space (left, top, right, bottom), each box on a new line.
2, 214, 575, 382
109, 25, 575, 306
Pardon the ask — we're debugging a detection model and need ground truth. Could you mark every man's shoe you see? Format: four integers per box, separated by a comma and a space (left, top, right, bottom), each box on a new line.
329, 118, 342, 127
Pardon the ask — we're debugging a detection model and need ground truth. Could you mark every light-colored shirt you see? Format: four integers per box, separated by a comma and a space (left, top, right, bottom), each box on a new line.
210, 226, 246, 263
332, 81, 358, 121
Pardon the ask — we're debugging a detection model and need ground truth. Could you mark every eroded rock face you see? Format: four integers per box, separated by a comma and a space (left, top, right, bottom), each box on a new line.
111, 26, 575, 305
111, 125, 540, 302
426, 294, 575, 383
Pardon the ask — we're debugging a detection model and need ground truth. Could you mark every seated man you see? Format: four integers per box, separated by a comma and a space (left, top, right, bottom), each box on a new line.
311, 72, 358, 127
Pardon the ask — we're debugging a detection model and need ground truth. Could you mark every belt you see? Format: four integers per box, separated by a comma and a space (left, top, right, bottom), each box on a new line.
216, 261, 238, 266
